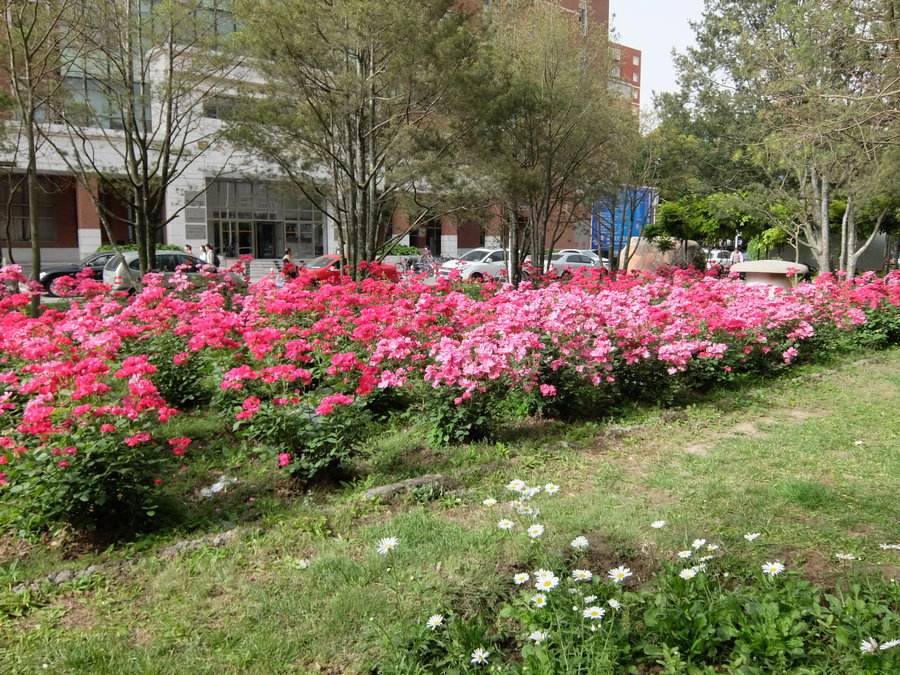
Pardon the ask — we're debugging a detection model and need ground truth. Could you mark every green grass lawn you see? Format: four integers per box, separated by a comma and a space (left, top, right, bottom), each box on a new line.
2, 349, 900, 673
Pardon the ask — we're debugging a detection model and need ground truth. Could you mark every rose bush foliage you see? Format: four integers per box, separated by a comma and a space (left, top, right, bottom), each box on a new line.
0, 261, 899, 532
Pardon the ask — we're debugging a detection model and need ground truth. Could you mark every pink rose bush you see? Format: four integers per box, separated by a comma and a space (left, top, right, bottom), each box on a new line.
0, 263, 898, 533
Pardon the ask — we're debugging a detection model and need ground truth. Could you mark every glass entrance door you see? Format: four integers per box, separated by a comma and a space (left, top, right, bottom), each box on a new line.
254, 222, 282, 259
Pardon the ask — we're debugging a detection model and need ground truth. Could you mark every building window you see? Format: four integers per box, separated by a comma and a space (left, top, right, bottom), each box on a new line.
610, 65, 621, 79
202, 95, 237, 120
633, 55, 641, 67
207, 179, 324, 259
632, 89, 640, 100
0, 177, 59, 243
611, 47, 621, 61
632, 72, 640, 83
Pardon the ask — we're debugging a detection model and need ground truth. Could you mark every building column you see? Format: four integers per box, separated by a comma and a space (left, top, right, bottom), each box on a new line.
440, 216, 458, 258
76, 180, 102, 259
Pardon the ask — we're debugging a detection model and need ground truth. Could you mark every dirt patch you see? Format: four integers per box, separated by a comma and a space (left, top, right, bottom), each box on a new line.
57, 595, 96, 630
785, 408, 824, 422
572, 535, 662, 587
730, 421, 768, 438
684, 442, 711, 457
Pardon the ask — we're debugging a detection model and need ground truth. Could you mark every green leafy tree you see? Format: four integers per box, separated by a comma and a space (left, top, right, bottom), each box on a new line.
44, 0, 240, 275
0, 0, 81, 314
453, 0, 631, 280
226, 0, 475, 278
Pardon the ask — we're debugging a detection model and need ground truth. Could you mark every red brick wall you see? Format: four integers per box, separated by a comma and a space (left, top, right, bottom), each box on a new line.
612, 42, 642, 109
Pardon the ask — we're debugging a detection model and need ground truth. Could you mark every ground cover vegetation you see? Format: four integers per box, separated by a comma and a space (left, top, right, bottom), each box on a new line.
1, 264, 899, 670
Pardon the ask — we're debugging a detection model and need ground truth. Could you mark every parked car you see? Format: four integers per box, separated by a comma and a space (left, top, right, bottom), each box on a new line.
39, 251, 118, 296
438, 248, 507, 281
299, 254, 400, 284
706, 249, 733, 270
557, 248, 611, 269
546, 251, 600, 276
103, 251, 209, 292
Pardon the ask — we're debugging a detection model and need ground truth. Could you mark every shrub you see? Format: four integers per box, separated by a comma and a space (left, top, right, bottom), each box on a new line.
142, 333, 213, 410
1, 417, 177, 534
232, 396, 373, 481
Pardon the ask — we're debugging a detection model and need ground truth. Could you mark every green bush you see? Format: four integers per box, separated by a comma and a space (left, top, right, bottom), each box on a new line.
233, 397, 373, 481
421, 386, 511, 446
143, 334, 213, 410
1, 419, 174, 534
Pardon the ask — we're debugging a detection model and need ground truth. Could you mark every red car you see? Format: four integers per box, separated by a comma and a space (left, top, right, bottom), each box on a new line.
299, 255, 400, 283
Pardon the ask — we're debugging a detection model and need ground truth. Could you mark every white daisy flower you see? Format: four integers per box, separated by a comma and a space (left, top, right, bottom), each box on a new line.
524, 486, 542, 499
761, 561, 785, 577
582, 605, 606, 620
691, 538, 707, 550
535, 574, 559, 591
860, 638, 879, 654
426, 614, 444, 630
650, 520, 667, 529
607, 566, 633, 584
835, 553, 857, 561
880, 639, 900, 651
570, 536, 589, 551
531, 593, 547, 608
527, 524, 545, 539
506, 479, 527, 493
607, 598, 622, 611
693, 563, 707, 572
544, 483, 560, 495
706, 544, 719, 552
513, 572, 530, 585
482, 497, 497, 507
571, 569, 593, 582
528, 630, 548, 643
294, 558, 311, 569
516, 504, 536, 516
584, 595, 597, 603
679, 567, 698, 580
470, 647, 490, 665
533, 568, 554, 580
744, 532, 761, 542
677, 550, 693, 559
376, 537, 399, 555
498, 519, 515, 531
698, 555, 715, 563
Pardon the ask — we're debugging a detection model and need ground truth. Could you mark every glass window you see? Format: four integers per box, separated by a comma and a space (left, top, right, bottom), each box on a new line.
633, 55, 641, 66
487, 251, 506, 262
460, 249, 488, 262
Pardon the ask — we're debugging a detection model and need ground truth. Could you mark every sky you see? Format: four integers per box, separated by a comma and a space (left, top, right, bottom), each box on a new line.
611, 0, 706, 107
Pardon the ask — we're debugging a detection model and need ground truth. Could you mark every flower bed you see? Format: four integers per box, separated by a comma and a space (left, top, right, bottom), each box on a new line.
0, 264, 899, 532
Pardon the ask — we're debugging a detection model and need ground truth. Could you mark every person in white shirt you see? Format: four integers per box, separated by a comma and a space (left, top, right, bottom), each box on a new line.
730, 248, 744, 265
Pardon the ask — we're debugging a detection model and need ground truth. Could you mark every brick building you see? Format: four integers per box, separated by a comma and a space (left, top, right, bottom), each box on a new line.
0, 0, 641, 265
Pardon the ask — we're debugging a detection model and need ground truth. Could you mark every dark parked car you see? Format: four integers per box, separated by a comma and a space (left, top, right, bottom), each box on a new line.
38, 251, 117, 297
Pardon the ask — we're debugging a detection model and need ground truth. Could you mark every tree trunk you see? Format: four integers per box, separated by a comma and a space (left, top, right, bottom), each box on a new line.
839, 195, 850, 272
26, 122, 40, 318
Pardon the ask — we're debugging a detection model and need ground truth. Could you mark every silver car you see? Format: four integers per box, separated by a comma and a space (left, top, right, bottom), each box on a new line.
102, 251, 209, 292
547, 252, 599, 275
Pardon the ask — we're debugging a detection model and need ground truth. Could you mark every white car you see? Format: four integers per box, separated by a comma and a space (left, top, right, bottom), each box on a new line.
546, 252, 600, 275
103, 250, 211, 292
438, 248, 507, 281
706, 249, 733, 270
558, 248, 600, 262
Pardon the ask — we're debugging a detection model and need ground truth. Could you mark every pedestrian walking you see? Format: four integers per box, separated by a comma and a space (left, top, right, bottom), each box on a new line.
730, 248, 744, 266
281, 248, 297, 278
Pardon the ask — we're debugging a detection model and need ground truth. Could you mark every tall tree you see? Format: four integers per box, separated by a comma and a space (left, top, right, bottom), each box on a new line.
1, 0, 81, 315
669, 0, 899, 274
43, 0, 239, 274
456, 0, 629, 281
226, 0, 475, 278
